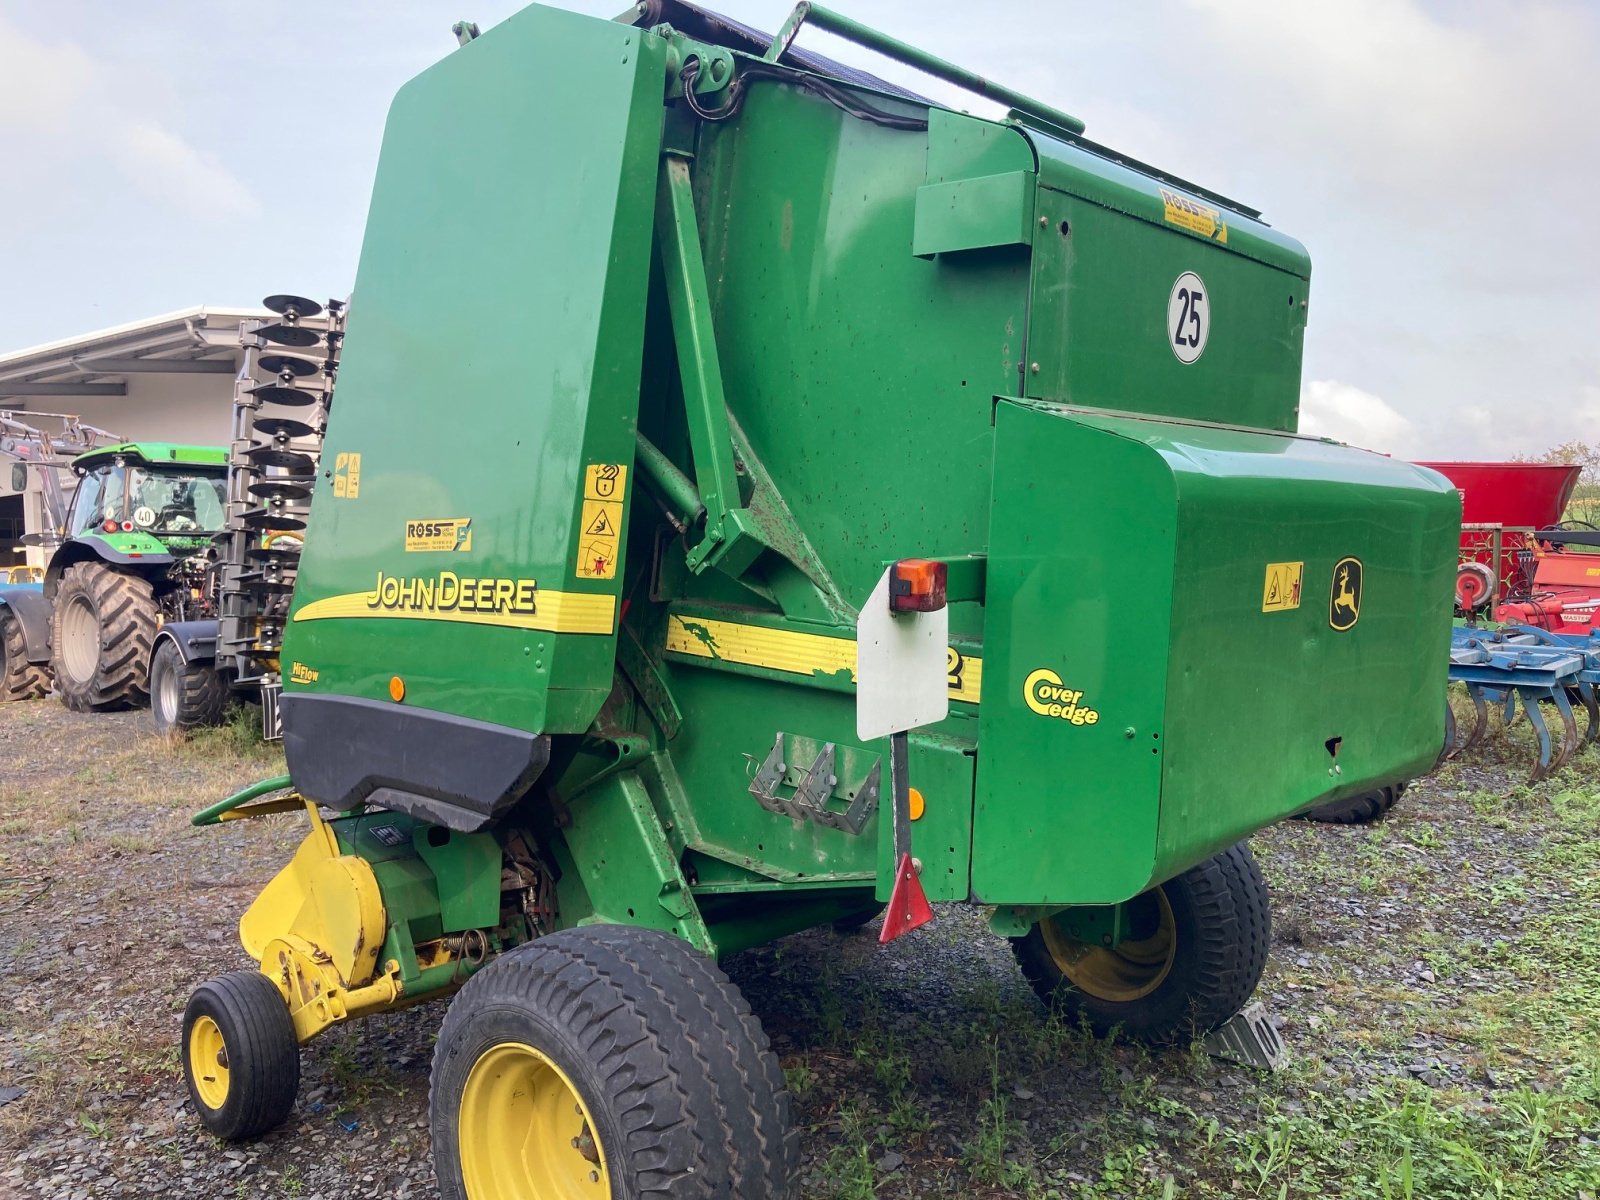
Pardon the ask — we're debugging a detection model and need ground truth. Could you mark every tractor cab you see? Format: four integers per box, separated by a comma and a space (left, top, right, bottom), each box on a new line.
64, 444, 227, 549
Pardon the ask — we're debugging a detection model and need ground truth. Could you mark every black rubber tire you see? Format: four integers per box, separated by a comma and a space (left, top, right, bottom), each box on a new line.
431, 925, 797, 1200
832, 903, 885, 933
0, 609, 48, 701
50, 562, 158, 711
1013, 841, 1271, 1044
181, 971, 300, 1141
150, 639, 229, 737
1301, 782, 1407, 825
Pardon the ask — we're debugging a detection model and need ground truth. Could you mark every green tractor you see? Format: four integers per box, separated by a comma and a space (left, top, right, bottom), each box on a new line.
42, 443, 228, 712
181, 3, 1457, 1194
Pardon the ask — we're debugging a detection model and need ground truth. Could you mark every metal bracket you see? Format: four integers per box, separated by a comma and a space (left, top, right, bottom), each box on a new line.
1202, 1002, 1286, 1072
749, 735, 879, 835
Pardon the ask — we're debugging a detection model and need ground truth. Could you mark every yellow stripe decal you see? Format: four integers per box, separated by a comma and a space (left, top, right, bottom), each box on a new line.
665, 615, 982, 704
294, 587, 615, 636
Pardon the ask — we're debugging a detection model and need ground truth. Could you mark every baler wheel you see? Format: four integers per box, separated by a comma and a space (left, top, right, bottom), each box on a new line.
1013, 841, 1270, 1044
50, 562, 157, 711
1300, 782, 1407, 825
150, 640, 229, 737
832, 903, 885, 933
431, 926, 797, 1200
0, 610, 48, 701
181, 972, 300, 1141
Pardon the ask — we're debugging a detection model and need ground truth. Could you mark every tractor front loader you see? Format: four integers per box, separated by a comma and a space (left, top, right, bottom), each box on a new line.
0, 410, 122, 703
182, 4, 1459, 1195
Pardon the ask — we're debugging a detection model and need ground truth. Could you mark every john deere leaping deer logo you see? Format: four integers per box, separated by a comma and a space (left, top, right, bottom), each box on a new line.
1329, 556, 1362, 631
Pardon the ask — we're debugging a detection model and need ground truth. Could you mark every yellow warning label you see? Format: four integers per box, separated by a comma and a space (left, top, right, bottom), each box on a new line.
576, 463, 627, 580
332, 452, 361, 499
1262, 561, 1304, 612
404, 518, 472, 552
583, 463, 627, 501
1160, 187, 1228, 244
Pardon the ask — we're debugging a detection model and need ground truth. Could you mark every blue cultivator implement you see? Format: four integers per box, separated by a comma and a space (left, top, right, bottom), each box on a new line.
1446, 626, 1600, 781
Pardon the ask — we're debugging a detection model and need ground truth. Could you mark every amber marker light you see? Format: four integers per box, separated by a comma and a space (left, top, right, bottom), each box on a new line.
389, 676, 406, 702
908, 787, 926, 821
889, 558, 948, 613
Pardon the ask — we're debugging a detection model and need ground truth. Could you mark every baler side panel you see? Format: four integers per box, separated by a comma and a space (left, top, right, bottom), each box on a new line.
1027, 188, 1310, 434
971, 401, 1174, 905
283, 8, 668, 742
1150, 421, 1461, 879
684, 83, 1031, 629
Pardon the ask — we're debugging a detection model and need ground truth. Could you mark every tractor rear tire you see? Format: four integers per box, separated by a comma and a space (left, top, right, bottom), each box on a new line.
431, 925, 797, 1200
182, 971, 300, 1141
150, 640, 229, 737
1301, 782, 1406, 825
1013, 841, 1271, 1045
0, 609, 48, 701
50, 562, 157, 712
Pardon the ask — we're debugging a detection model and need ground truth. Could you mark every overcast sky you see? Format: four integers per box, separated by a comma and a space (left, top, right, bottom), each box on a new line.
1, 0, 1595, 460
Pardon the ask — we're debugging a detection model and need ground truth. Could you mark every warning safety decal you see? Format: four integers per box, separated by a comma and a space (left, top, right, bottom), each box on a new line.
1262, 561, 1304, 613
576, 464, 628, 581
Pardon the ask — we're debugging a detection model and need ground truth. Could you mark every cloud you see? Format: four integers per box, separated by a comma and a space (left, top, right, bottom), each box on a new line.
108, 121, 260, 221
1299, 380, 1419, 456
0, 12, 258, 220
1177, 0, 1598, 211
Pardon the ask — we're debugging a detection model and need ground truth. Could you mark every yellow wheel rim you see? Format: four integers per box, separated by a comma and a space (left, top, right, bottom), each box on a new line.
1041, 889, 1177, 1004
458, 1041, 611, 1200
188, 1015, 231, 1110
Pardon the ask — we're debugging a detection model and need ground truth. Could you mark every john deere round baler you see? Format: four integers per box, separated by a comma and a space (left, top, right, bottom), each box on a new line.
182, 3, 1459, 1194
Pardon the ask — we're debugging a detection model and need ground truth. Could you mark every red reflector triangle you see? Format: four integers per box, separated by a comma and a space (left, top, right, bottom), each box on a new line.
879, 853, 933, 944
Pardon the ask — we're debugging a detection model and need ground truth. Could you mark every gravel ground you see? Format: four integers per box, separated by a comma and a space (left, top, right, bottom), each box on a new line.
2, 696, 1598, 1198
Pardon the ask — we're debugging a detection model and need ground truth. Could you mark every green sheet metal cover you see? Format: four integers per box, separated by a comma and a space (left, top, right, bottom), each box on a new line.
972, 401, 1458, 907
282, 5, 669, 735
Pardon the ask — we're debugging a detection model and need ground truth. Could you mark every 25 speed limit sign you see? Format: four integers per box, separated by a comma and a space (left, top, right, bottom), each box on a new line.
1167, 271, 1209, 364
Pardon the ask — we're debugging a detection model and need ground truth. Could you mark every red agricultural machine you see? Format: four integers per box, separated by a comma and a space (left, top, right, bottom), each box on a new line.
1418, 461, 1584, 617
1427, 460, 1600, 779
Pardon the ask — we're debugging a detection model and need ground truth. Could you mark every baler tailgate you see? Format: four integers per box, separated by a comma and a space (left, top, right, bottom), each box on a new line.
973, 401, 1459, 906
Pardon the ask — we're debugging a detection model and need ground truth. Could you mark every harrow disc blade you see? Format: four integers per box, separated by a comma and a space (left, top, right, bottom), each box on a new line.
245, 447, 316, 474
253, 416, 316, 440
242, 511, 307, 532
246, 384, 320, 408
257, 322, 321, 348
257, 354, 320, 379
263, 294, 324, 319
247, 480, 312, 502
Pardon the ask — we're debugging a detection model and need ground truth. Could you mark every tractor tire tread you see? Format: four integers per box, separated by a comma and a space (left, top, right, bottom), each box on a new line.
181, 971, 299, 1141
51, 563, 158, 711
431, 926, 793, 1200
152, 640, 229, 735
1013, 840, 1271, 1045
0, 610, 48, 701
1301, 783, 1406, 825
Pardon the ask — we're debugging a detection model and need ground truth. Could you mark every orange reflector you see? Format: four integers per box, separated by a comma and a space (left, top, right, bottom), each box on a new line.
388, 676, 406, 702
907, 787, 925, 821
889, 558, 948, 613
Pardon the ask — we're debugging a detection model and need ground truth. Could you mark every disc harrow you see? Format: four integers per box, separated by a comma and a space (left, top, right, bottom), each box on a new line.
215, 294, 345, 737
